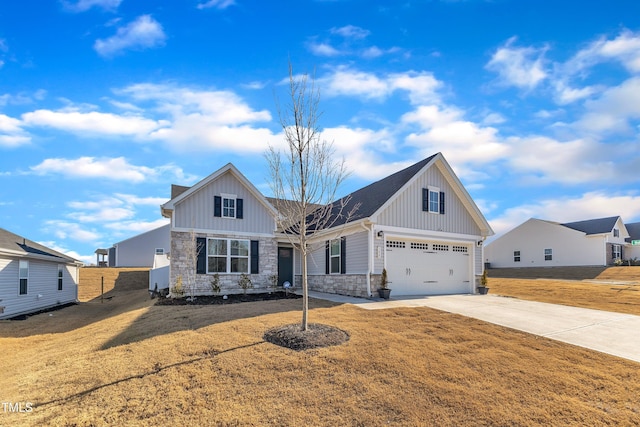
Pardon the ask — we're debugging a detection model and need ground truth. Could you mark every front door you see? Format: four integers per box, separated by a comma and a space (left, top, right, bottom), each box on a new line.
277, 247, 294, 287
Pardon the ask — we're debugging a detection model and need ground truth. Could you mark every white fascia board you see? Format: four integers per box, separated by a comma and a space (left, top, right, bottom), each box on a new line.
377, 224, 483, 243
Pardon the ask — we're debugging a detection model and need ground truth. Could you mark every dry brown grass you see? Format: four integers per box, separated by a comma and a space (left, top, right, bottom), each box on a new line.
489, 267, 640, 316
78, 267, 149, 302
2, 282, 640, 426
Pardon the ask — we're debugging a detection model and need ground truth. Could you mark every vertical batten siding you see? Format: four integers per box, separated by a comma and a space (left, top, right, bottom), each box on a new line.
0, 257, 78, 319
372, 234, 385, 274
377, 164, 481, 236
346, 231, 369, 273
174, 171, 275, 235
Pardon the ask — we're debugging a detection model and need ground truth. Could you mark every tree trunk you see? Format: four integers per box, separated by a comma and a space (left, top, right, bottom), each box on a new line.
301, 251, 308, 331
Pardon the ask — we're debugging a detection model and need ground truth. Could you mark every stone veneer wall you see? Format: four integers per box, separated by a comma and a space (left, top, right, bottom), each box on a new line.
300, 274, 371, 298
170, 231, 278, 296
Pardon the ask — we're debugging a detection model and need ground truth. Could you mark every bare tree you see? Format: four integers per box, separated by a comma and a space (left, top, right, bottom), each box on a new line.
266, 64, 359, 331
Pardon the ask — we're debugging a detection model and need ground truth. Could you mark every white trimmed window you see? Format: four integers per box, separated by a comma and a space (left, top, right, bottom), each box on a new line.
429, 187, 440, 213
613, 244, 621, 261
222, 197, 236, 218
514, 251, 521, 262
155, 248, 164, 255
207, 238, 249, 273
330, 239, 341, 274
19, 260, 28, 295
544, 248, 553, 261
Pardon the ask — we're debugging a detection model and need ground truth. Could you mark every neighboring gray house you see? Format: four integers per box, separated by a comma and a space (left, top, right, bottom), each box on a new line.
109, 224, 170, 267
0, 227, 82, 319
159, 153, 494, 298
486, 216, 632, 268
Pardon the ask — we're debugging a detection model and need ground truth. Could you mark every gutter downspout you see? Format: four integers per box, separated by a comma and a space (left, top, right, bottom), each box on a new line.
361, 222, 373, 297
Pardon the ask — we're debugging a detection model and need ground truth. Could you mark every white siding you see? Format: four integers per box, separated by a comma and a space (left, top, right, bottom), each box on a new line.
376, 164, 481, 236
486, 219, 606, 268
0, 256, 78, 319
174, 171, 275, 235
115, 224, 170, 267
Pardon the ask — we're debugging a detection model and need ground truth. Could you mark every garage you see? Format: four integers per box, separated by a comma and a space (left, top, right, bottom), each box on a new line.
384, 238, 472, 296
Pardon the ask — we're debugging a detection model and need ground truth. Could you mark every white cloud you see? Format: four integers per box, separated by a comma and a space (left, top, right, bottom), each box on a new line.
319, 67, 441, 104
94, 15, 166, 58
573, 77, 640, 134
402, 105, 509, 170
38, 241, 91, 264
62, 0, 121, 12
505, 135, 620, 185
22, 109, 165, 137
0, 114, 30, 147
307, 42, 343, 57
488, 191, 640, 239
564, 29, 640, 76
486, 37, 548, 89
330, 25, 370, 40
197, 0, 235, 10
29, 157, 190, 183
43, 220, 102, 242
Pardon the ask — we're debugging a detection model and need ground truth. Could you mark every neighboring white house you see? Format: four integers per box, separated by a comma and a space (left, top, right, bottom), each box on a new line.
109, 224, 170, 267
485, 216, 632, 268
159, 153, 494, 297
627, 222, 640, 261
0, 227, 82, 319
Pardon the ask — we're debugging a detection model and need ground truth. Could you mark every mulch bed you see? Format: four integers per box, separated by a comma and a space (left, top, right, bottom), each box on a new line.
155, 291, 301, 306
264, 323, 350, 351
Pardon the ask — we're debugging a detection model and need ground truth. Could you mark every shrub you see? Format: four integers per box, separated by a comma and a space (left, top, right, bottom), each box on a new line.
171, 275, 185, 298
238, 273, 253, 295
210, 273, 221, 295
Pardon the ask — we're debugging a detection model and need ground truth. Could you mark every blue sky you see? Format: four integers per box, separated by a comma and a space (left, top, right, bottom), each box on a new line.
1, 0, 640, 264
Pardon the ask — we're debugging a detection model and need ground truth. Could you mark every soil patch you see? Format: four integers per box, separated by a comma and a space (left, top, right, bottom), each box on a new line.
155, 291, 301, 306
264, 323, 350, 351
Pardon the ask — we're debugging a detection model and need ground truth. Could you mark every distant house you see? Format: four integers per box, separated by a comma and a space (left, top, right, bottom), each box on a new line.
158, 153, 494, 297
0, 227, 82, 319
485, 216, 632, 268
108, 224, 170, 267
626, 222, 640, 261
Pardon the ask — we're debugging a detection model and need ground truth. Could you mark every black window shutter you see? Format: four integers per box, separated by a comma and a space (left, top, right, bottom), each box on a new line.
214, 196, 222, 217
236, 198, 244, 219
325, 241, 330, 274
250, 240, 259, 274
340, 236, 346, 274
196, 237, 206, 274
439, 192, 445, 215
422, 188, 429, 212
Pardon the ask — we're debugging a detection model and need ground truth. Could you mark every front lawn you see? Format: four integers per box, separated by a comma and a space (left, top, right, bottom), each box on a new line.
1, 287, 639, 426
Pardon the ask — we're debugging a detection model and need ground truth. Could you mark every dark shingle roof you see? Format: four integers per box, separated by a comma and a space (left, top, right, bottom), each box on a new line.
626, 222, 640, 240
561, 216, 620, 235
0, 227, 78, 263
313, 154, 438, 229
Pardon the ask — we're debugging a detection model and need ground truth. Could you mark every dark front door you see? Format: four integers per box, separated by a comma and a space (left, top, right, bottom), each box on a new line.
278, 247, 294, 287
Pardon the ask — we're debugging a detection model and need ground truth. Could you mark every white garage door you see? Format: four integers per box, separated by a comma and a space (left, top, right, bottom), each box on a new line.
385, 238, 472, 296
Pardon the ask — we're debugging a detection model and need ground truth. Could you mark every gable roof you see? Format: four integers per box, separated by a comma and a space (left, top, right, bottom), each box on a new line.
626, 222, 640, 241
561, 216, 620, 235
0, 227, 80, 264
311, 153, 494, 236
161, 163, 278, 218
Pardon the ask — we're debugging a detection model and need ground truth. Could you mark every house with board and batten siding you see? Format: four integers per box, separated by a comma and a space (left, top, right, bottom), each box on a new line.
158, 153, 494, 298
0, 227, 82, 319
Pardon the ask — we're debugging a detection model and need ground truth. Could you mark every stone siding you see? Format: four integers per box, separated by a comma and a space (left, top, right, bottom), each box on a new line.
301, 274, 370, 298
170, 231, 278, 296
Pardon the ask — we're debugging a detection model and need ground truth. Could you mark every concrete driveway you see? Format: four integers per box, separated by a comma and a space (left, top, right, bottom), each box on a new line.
307, 291, 640, 364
